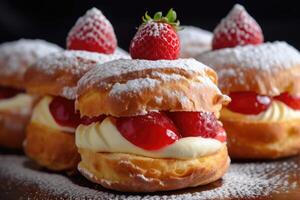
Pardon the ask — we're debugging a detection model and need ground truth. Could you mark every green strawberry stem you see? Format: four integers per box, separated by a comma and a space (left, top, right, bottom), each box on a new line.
142, 8, 180, 30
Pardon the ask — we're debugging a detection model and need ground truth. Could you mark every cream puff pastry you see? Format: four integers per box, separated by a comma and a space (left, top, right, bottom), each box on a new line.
197, 5, 300, 159
75, 57, 230, 192
0, 39, 62, 149
24, 50, 129, 171
178, 26, 212, 58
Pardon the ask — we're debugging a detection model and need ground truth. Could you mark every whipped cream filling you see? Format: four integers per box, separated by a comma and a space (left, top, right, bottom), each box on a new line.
31, 96, 75, 132
0, 93, 35, 115
76, 117, 223, 159
221, 100, 300, 122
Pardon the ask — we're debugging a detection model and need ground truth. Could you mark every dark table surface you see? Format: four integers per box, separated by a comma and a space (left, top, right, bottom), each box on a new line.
1, 149, 300, 200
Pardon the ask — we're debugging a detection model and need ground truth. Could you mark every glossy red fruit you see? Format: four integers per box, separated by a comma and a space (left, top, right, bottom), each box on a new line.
116, 112, 180, 150
274, 92, 300, 110
66, 8, 117, 54
49, 96, 81, 128
80, 115, 106, 125
0, 86, 23, 99
212, 4, 263, 50
167, 111, 226, 142
214, 129, 227, 143
227, 91, 272, 115
129, 9, 180, 60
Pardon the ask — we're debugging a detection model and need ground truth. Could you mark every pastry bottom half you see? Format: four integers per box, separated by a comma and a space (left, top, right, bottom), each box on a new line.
24, 122, 80, 171
77, 145, 229, 192
0, 112, 30, 149
222, 118, 300, 159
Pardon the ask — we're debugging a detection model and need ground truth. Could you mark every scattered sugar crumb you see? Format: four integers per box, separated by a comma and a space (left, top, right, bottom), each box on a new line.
1, 154, 299, 199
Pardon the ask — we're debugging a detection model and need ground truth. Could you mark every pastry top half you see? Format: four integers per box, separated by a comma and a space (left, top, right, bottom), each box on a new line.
25, 50, 130, 100
197, 41, 300, 96
76, 58, 230, 117
0, 39, 62, 89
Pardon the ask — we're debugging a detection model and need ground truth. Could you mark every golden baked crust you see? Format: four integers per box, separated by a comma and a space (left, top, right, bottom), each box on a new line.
209, 63, 300, 96
77, 145, 229, 192
25, 50, 128, 100
197, 42, 300, 96
24, 122, 80, 171
222, 117, 300, 159
77, 59, 230, 117
0, 39, 62, 89
0, 112, 30, 149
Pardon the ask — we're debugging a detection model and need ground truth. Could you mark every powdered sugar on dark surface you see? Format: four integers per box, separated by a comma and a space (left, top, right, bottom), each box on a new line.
1, 153, 299, 200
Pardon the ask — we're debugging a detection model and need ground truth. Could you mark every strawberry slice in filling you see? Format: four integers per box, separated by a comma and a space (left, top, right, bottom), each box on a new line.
227, 91, 272, 115
93, 111, 226, 151
0, 86, 24, 100
274, 92, 300, 110
116, 112, 180, 150
49, 96, 81, 129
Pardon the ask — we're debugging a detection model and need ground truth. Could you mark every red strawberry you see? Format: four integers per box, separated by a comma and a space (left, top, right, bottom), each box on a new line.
66, 7, 117, 54
129, 9, 180, 60
116, 112, 180, 150
212, 4, 264, 50
167, 111, 226, 142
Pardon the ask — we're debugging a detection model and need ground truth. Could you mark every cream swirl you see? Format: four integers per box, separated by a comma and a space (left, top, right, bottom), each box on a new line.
31, 96, 75, 132
75, 117, 223, 159
221, 101, 300, 122
0, 93, 35, 114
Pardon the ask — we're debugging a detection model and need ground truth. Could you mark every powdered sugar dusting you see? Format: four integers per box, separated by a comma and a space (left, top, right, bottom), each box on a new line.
213, 4, 263, 46
1, 154, 299, 199
151, 71, 185, 82
30, 50, 129, 99
32, 50, 129, 75
66, 7, 117, 51
179, 26, 212, 58
61, 86, 78, 100
198, 41, 300, 75
116, 47, 129, 56
79, 58, 209, 89
130, 22, 168, 49
78, 58, 220, 102
109, 78, 160, 97
0, 39, 62, 76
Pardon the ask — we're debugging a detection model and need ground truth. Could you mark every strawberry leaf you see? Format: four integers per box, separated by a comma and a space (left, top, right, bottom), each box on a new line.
166, 8, 176, 23
154, 12, 162, 20
141, 8, 180, 31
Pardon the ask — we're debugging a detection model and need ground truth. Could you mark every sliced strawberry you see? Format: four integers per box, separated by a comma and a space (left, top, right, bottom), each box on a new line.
116, 112, 180, 150
66, 8, 117, 54
274, 92, 300, 110
212, 4, 263, 50
49, 96, 81, 128
167, 111, 226, 142
0, 86, 24, 99
227, 91, 272, 115
129, 9, 180, 60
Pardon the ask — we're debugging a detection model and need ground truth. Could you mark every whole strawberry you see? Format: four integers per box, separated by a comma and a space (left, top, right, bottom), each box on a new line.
130, 9, 180, 60
212, 4, 264, 50
66, 7, 117, 54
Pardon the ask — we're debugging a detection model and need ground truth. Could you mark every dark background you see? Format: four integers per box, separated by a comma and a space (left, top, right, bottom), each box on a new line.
0, 0, 299, 50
